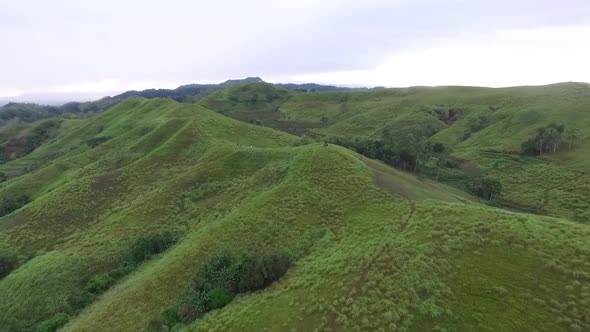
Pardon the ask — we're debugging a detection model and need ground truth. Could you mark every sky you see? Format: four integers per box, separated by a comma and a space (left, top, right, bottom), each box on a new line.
1, 0, 590, 101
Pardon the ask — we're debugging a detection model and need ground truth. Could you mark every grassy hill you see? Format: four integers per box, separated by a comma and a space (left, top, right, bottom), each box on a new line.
198, 82, 590, 224
0, 97, 589, 331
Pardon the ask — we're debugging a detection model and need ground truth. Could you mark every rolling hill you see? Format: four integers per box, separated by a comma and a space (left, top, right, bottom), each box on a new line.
199, 82, 590, 224
0, 95, 589, 331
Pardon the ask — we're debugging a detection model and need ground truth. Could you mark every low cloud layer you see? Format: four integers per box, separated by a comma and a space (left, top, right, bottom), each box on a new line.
1, 0, 589, 99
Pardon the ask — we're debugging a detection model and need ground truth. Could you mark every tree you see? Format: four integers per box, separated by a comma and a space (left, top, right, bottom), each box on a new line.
521, 123, 566, 156
563, 128, 580, 149
432, 142, 445, 154
471, 177, 502, 202
542, 127, 561, 153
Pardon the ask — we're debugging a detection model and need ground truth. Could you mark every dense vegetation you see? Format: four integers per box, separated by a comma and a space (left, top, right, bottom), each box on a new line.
152, 251, 292, 330
521, 123, 579, 155
0, 82, 589, 332
0, 77, 354, 127
0, 194, 30, 217
199, 82, 590, 223
0, 249, 19, 279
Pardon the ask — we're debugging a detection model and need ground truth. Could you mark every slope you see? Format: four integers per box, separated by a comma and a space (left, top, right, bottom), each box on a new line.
198, 82, 590, 223
0, 97, 588, 332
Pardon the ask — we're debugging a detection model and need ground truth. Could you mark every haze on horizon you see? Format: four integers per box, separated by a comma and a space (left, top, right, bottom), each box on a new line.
1, 0, 589, 103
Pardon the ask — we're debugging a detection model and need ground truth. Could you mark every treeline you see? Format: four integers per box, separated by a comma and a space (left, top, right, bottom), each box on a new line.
322, 122, 505, 202
521, 123, 579, 155
0, 100, 115, 126
325, 124, 441, 172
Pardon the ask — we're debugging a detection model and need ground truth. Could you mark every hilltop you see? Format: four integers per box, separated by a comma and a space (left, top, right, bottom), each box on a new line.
0, 97, 588, 331
199, 82, 590, 224
0, 78, 361, 127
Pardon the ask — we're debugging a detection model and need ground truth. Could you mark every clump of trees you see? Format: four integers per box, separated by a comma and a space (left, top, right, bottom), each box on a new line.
327, 124, 441, 173
154, 251, 292, 329
0, 194, 31, 217
521, 123, 579, 156
85, 232, 178, 295
469, 176, 502, 202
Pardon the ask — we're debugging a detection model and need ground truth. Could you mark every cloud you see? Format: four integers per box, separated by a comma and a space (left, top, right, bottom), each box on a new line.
0, 89, 25, 98
286, 25, 590, 87
1, 0, 589, 97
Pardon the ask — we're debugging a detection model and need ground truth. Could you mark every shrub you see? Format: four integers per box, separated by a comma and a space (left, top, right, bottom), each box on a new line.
469, 176, 502, 201
161, 307, 181, 327
0, 194, 31, 217
208, 287, 235, 310
171, 251, 292, 324
68, 291, 94, 311
36, 313, 69, 332
237, 256, 266, 292
179, 303, 200, 324
123, 232, 178, 267
85, 273, 115, 294
265, 254, 291, 281
0, 250, 19, 279
432, 143, 445, 153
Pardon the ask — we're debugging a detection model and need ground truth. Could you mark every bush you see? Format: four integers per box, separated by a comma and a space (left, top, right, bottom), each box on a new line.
208, 287, 235, 310
237, 256, 266, 292
0, 194, 31, 217
0, 250, 19, 279
123, 232, 178, 267
161, 307, 181, 326
36, 313, 69, 332
172, 251, 292, 324
85, 273, 115, 294
469, 176, 502, 201
179, 303, 200, 324
263, 253, 291, 283
432, 143, 445, 153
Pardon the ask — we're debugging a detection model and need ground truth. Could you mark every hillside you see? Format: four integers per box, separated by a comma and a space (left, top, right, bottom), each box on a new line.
0, 97, 588, 332
0, 78, 359, 129
199, 82, 590, 224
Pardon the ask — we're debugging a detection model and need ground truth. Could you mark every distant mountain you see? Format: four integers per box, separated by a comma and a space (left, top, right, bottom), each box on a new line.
276, 82, 368, 92
0, 78, 370, 126
1, 95, 589, 332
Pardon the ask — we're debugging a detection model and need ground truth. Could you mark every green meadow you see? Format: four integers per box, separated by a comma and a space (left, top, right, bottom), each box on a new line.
0, 82, 589, 331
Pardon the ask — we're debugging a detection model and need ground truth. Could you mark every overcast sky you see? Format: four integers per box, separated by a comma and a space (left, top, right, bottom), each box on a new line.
1, 0, 589, 100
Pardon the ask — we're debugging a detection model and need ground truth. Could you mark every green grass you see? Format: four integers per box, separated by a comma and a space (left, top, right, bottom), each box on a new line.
200, 82, 590, 224
0, 92, 589, 331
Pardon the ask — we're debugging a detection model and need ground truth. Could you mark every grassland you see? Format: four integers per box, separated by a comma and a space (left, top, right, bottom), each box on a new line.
200, 82, 590, 224
0, 88, 589, 331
